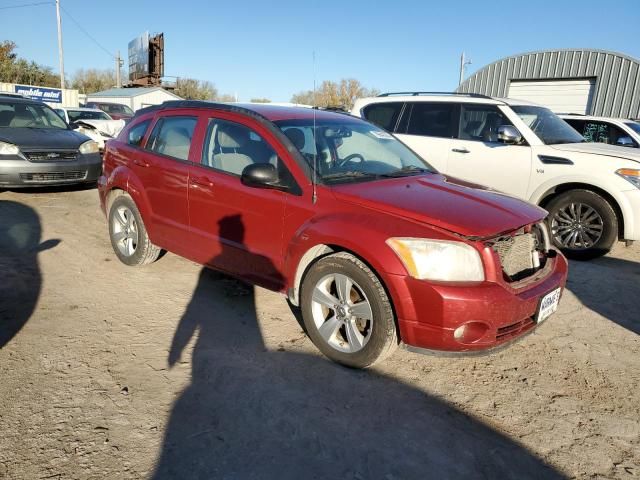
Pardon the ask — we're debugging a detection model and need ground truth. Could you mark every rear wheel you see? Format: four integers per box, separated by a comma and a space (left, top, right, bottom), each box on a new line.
108, 195, 161, 266
300, 252, 398, 368
545, 189, 617, 260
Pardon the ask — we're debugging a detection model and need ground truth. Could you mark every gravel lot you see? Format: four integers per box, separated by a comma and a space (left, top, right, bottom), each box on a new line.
1, 186, 639, 479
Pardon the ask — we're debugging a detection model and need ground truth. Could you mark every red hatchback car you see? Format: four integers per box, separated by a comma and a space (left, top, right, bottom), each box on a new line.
98, 101, 568, 368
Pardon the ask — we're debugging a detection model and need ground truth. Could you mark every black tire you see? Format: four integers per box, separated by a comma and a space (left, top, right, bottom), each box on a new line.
108, 194, 161, 266
545, 189, 618, 260
300, 252, 398, 368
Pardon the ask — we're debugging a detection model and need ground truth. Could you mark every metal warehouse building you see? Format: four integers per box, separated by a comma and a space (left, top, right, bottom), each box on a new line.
86, 87, 181, 112
456, 49, 640, 118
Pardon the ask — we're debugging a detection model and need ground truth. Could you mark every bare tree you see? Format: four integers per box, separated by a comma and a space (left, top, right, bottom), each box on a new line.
250, 98, 271, 103
291, 78, 379, 110
70, 69, 117, 94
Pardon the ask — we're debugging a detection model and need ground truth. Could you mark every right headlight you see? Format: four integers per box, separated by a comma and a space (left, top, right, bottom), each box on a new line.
616, 168, 640, 189
0, 140, 21, 156
386, 237, 485, 282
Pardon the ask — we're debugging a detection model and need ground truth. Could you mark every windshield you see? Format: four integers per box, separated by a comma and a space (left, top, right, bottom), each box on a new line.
274, 118, 435, 184
0, 101, 68, 129
625, 122, 640, 135
511, 105, 585, 145
68, 109, 111, 122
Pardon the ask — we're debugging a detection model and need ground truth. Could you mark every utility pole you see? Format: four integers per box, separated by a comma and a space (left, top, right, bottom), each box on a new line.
115, 50, 123, 88
459, 52, 472, 86
55, 0, 65, 89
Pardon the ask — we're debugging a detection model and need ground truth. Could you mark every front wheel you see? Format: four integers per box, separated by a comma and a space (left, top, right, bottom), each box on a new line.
300, 252, 398, 368
545, 189, 618, 260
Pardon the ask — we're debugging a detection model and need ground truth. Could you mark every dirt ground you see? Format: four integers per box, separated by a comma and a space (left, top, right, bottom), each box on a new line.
0, 186, 639, 480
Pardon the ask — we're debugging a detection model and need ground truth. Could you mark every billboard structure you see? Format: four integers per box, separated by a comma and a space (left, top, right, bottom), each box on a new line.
128, 32, 164, 86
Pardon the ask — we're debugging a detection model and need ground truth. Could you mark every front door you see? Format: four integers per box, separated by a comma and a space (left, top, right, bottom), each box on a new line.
188, 114, 288, 290
447, 104, 532, 198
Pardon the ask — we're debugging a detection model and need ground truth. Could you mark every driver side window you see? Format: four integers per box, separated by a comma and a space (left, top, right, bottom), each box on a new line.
202, 118, 280, 176
459, 105, 514, 143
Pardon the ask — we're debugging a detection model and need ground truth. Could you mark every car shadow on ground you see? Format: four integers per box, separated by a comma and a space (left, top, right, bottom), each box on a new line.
0, 182, 97, 195
151, 215, 563, 479
566, 254, 640, 335
0, 200, 59, 348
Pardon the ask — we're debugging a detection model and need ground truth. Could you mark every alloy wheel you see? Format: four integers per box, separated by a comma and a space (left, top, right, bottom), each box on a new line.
551, 202, 604, 249
310, 273, 373, 353
111, 205, 139, 257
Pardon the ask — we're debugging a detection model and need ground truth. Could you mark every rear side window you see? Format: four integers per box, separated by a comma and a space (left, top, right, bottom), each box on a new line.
127, 120, 151, 146
362, 102, 403, 132
147, 116, 197, 161
406, 102, 456, 138
458, 104, 514, 143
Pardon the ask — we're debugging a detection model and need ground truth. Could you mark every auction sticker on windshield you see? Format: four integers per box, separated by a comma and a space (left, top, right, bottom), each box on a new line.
537, 288, 562, 323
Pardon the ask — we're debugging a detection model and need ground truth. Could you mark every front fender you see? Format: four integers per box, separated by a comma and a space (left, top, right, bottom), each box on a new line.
283, 213, 454, 321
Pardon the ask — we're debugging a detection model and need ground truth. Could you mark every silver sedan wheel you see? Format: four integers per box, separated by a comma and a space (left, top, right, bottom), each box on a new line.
551, 202, 604, 249
111, 205, 139, 257
310, 273, 373, 353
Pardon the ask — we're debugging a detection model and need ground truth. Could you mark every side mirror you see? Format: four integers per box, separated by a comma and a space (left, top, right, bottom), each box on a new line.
241, 163, 285, 191
497, 125, 523, 145
616, 136, 635, 147
69, 122, 80, 130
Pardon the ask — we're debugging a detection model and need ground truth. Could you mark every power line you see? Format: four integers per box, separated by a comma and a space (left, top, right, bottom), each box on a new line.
58, 3, 115, 59
0, 1, 52, 10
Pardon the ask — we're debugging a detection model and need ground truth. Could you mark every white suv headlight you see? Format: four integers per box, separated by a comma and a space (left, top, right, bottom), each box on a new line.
0, 140, 21, 156
386, 238, 485, 282
79, 140, 99, 154
616, 168, 640, 189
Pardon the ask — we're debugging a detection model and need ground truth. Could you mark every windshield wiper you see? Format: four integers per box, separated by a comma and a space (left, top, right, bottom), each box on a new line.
322, 171, 380, 181
379, 166, 430, 177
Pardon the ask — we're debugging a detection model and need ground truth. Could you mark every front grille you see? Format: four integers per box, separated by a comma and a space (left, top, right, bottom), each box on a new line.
19, 171, 87, 182
492, 233, 536, 278
496, 317, 535, 341
24, 151, 78, 162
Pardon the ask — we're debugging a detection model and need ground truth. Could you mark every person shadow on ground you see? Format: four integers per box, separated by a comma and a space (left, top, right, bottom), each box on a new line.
0, 200, 59, 349
152, 214, 563, 479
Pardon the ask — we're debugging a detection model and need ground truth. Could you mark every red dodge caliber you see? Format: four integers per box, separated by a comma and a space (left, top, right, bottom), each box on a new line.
98, 101, 568, 368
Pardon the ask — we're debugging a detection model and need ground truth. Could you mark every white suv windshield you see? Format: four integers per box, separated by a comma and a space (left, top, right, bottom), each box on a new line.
512, 105, 585, 145
275, 118, 435, 184
625, 122, 640, 135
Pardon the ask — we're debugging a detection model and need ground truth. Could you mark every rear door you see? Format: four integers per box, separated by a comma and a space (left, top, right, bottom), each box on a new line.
133, 112, 198, 255
447, 104, 532, 197
393, 101, 457, 171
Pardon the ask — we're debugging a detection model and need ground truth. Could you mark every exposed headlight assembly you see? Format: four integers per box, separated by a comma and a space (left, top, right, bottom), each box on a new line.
0, 140, 21, 156
386, 238, 485, 282
616, 168, 640, 189
79, 140, 100, 154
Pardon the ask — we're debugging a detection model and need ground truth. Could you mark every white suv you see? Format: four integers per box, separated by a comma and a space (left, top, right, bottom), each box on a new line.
352, 92, 640, 259
559, 114, 640, 149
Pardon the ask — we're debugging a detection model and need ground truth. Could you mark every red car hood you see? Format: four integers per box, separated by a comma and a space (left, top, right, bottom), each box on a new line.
331, 174, 547, 238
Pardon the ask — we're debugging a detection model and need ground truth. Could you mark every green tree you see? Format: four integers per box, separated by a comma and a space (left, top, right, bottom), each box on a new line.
291, 78, 379, 110
0, 40, 59, 87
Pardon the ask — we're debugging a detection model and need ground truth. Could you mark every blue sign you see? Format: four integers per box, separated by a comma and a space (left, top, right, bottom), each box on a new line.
14, 85, 63, 104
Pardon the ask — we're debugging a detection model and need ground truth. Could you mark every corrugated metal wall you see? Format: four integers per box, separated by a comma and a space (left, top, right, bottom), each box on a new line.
86, 91, 180, 111
456, 49, 640, 119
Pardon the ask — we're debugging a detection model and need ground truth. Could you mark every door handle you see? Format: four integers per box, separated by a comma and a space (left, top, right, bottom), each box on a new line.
132, 158, 149, 167
190, 177, 214, 188
451, 147, 470, 154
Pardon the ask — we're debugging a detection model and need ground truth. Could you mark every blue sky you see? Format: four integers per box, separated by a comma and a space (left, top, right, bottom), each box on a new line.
2, 0, 639, 101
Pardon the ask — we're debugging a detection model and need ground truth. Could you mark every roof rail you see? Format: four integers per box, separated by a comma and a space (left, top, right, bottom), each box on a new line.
377, 91, 494, 99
